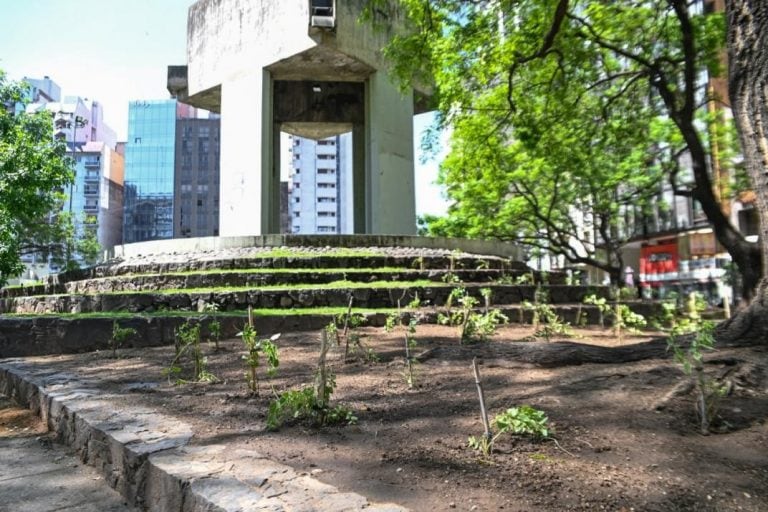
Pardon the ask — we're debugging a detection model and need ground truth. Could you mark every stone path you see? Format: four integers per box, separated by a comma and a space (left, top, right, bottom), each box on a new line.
0, 360, 407, 512
0, 397, 138, 512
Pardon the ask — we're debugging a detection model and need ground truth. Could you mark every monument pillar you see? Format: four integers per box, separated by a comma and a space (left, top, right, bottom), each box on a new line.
219, 69, 275, 236
365, 72, 416, 234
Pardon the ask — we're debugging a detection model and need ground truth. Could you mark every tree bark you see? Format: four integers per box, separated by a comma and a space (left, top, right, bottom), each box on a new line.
720, 0, 768, 342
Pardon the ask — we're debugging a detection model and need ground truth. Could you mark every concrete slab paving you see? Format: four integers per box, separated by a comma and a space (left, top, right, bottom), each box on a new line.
0, 397, 138, 512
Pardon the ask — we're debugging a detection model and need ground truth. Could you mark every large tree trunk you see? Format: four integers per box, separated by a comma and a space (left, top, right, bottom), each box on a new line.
721, 0, 768, 343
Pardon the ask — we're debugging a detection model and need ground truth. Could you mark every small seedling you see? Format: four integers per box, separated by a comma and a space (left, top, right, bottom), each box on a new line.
109, 321, 137, 359
165, 321, 218, 384
203, 303, 222, 350
238, 322, 280, 396
386, 301, 420, 388
439, 287, 507, 343
584, 294, 610, 328
267, 329, 356, 430
668, 321, 727, 434
468, 405, 550, 457
480, 287, 492, 313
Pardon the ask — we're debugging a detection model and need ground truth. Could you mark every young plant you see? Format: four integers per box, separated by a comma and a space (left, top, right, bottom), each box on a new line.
468, 405, 550, 457
339, 310, 374, 362
668, 321, 726, 434
612, 304, 647, 341
203, 303, 222, 351
439, 287, 507, 343
267, 329, 356, 430
165, 321, 217, 384
109, 321, 137, 359
584, 294, 610, 328
480, 287, 492, 313
239, 322, 280, 396
386, 304, 420, 388
521, 290, 570, 341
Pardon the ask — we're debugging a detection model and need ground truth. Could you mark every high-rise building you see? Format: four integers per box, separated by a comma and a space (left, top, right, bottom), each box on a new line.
124, 100, 181, 243
20, 77, 123, 276
174, 117, 220, 238
287, 134, 353, 234
124, 100, 220, 243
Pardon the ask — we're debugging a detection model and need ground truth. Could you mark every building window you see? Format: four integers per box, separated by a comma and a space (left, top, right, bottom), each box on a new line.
317, 154, 334, 160
318, 211, 336, 217
295, 197, 300, 203
317, 226, 336, 233
318, 197, 336, 203
318, 182, 336, 189
317, 168, 335, 174
318, 139, 335, 146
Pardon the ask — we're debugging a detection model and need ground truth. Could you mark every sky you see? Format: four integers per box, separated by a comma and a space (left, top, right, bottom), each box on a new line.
0, 0, 447, 217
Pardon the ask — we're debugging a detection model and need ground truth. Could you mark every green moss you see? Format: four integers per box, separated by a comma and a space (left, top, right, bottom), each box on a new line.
105, 266, 411, 279
2, 307, 398, 320
15, 279, 444, 299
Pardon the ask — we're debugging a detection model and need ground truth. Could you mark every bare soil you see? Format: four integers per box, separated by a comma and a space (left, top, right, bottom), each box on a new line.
0, 396, 47, 438
24, 325, 768, 511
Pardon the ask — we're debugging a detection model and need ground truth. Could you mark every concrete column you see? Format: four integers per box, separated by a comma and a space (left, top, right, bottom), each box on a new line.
219, 68, 274, 236
365, 72, 416, 234
268, 122, 281, 233
352, 123, 366, 233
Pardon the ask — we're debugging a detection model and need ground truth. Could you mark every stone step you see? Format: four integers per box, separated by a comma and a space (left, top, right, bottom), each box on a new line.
0, 284, 609, 315
49, 268, 563, 296
3, 266, 568, 298
51, 253, 529, 284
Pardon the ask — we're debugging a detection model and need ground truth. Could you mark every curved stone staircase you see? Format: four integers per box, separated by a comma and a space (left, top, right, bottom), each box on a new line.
0, 237, 628, 358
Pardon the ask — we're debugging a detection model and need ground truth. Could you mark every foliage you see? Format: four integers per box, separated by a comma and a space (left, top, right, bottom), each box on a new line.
469, 405, 550, 457
438, 287, 508, 343
267, 326, 356, 430
337, 310, 377, 362
386, 309, 420, 388
238, 323, 280, 395
109, 321, 137, 359
203, 303, 222, 350
165, 321, 217, 384
522, 290, 572, 341
583, 294, 610, 328
367, 1, 758, 291
0, 71, 74, 285
667, 321, 727, 434
266, 387, 357, 431
613, 304, 647, 334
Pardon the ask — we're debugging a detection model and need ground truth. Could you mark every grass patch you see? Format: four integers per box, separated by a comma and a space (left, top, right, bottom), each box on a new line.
238, 248, 380, 259
1, 307, 399, 320
87, 267, 412, 280
14, 280, 445, 299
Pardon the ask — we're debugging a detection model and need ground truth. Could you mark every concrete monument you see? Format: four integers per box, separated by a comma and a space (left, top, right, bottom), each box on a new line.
168, 0, 430, 236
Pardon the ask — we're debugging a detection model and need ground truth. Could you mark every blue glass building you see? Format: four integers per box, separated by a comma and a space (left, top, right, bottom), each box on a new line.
123, 100, 178, 243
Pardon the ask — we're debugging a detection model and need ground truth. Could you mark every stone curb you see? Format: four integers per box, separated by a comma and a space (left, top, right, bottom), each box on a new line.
0, 360, 407, 512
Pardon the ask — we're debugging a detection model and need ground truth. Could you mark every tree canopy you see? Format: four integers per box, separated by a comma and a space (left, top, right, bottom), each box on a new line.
370, 0, 758, 292
0, 71, 73, 285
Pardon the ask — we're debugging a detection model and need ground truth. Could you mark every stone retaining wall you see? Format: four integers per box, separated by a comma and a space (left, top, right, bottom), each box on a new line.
52, 254, 524, 284
1, 284, 608, 315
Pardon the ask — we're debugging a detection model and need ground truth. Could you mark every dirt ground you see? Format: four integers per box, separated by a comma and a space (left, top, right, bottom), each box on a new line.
0, 396, 47, 438
19, 324, 768, 511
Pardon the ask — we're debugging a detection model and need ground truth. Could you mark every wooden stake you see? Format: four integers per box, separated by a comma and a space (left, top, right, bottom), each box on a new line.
472, 358, 492, 442
404, 334, 414, 389
342, 294, 354, 360
247, 305, 254, 328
